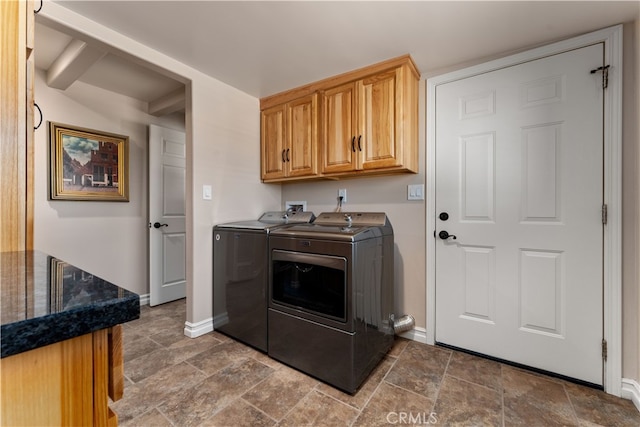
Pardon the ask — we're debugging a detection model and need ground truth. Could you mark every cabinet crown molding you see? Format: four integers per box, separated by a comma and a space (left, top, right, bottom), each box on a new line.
260, 54, 419, 111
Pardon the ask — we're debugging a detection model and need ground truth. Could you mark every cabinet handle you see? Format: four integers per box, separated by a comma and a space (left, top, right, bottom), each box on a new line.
281, 149, 286, 163
286, 148, 290, 162
357, 135, 362, 151
34, 103, 43, 130
351, 136, 356, 152
35, 0, 43, 14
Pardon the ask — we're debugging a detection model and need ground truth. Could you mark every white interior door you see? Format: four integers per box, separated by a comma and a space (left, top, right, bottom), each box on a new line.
435, 44, 604, 385
149, 124, 186, 306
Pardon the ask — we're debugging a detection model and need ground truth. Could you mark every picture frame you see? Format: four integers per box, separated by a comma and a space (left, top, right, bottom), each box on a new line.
49, 122, 129, 202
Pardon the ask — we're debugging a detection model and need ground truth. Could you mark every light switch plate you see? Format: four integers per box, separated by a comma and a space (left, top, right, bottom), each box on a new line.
407, 184, 424, 200
202, 185, 212, 200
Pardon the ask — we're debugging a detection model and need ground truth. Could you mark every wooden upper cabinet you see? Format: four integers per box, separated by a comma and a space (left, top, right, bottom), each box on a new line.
322, 83, 357, 174
260, 55, 419, 182
323, 67, 408, 175
359, 69, 400, 171
261, 104, 286, 180
287, 94, 318, 178
261, 93, 318, 182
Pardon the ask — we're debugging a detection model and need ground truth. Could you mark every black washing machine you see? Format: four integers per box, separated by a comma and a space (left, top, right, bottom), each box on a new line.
212, 210, 315, 351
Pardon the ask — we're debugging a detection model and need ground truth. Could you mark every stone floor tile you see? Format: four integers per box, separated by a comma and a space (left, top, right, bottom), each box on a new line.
565, 381, 640, 427
159, 358, 274, 427
186, 339, 254, 376
353, 381, 435, 427
127, 314, 184, 336
198, 398, 276, 427
120, 408, 173, 427
122, 331, 162, 363
316, 356, 396, 410
503, 366, 578, 426
446, 350, 503, 392
384, 340, 451, 399
111, 362, 207, 424
125, 347, 176, 383
277, 390, 360, 427
149, 326, 193, 347
433, 375, 502, 426
387, 337, 410, 358
242, 365, 317, 420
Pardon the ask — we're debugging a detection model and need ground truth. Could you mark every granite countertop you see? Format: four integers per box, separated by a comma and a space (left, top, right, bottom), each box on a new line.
1, 251, 140, 358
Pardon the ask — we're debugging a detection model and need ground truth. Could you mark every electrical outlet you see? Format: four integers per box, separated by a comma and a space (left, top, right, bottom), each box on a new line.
285, 201, 307, 212
338, 188, 347, 203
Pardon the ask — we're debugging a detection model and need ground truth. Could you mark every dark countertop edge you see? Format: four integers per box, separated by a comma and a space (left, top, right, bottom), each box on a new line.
0, 293, 140, 359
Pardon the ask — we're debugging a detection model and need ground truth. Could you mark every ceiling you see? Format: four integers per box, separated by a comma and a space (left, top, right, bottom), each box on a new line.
38, 1, 639, 115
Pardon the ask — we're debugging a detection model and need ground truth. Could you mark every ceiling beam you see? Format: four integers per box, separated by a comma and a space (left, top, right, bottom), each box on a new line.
47, 39, 106, 90
148, 88, 185, 117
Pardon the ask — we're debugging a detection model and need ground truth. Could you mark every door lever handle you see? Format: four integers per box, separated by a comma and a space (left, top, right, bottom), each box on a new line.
438, 230, 456, 240
153, 222, 169, 229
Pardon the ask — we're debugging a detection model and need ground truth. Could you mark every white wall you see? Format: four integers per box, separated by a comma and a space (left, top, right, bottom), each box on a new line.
33, 68, 184, 297
186, 77, 281, 326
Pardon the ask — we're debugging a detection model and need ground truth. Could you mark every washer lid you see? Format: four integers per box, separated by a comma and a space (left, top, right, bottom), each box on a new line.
270, 212, 392, 241
269, 224, 384, 241
313, 212, 388, 227
214, 211, 315, 231
259, 210, 315, 224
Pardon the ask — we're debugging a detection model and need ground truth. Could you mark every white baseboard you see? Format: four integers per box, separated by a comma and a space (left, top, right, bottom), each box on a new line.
140, 294, 214, 338
399, 326, 428, 344
184, 317, 213, 338
621, 378, 640, 412
139, 293, 150, 306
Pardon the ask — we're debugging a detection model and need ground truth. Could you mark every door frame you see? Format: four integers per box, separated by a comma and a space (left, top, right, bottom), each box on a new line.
425, 25, 623, 395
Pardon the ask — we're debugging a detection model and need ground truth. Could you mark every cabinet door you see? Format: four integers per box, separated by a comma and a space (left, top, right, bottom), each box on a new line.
1, 333, 94, 426
322, 82, 358, 174
359, 69, 401, 170
261, 104, 286, 180
287, 94, 318, 178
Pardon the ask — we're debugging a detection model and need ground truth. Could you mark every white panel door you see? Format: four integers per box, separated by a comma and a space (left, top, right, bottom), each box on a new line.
149, 125, 186, 306
435, 44, 604, 385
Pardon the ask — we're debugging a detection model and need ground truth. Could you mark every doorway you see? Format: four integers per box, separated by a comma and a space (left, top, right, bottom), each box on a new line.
426, 25, 623, 394
149, 124, 187, 306
435, 43, 603, 385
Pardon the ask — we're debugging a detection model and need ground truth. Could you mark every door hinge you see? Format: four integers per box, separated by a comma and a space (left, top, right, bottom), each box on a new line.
602, 339, 608, 361
602, 204, 608, 225
590, 65, 610, 89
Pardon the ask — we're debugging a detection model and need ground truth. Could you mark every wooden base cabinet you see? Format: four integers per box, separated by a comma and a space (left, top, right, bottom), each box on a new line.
1, 326, 123, 426
260, 55, 419, 183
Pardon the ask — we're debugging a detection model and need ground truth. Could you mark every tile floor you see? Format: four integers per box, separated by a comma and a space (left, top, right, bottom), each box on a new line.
113, 299, 640, 426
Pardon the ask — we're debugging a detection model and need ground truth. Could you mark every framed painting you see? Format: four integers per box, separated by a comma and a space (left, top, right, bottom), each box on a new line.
49, 122, 129, 201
